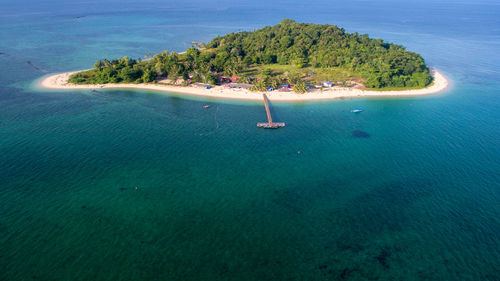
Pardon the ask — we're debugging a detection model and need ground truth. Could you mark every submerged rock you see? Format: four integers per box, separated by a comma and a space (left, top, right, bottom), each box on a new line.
352, 130, 370, 138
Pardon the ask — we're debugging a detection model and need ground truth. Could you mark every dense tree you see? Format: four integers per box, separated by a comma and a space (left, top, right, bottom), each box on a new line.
70, 20, 432, 89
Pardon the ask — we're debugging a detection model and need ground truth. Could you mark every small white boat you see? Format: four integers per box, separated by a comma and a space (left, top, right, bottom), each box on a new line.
351, 108, 363, 113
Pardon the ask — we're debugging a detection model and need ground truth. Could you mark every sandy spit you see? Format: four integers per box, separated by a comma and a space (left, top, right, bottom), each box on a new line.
39, 69, 449, 102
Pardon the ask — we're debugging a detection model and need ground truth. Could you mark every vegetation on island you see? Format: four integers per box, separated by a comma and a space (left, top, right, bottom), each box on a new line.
69, 19, 433, 92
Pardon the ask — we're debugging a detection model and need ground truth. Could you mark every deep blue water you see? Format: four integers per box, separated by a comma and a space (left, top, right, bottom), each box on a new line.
1, 1, 499, 280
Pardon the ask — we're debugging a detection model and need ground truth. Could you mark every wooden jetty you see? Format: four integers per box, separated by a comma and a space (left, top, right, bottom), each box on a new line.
257, 94, 285, 129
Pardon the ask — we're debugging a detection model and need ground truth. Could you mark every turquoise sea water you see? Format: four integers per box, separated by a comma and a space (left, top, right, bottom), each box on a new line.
1, 0, 500, 280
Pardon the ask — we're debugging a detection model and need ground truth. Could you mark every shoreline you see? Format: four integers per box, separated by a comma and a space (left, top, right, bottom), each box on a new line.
39, 69, 449, 102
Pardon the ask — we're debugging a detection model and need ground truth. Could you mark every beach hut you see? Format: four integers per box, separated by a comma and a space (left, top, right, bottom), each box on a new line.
192, 82, 207, 88
279, 85, 290, 92
323, 82, 334, 87
228, 83, 253, 89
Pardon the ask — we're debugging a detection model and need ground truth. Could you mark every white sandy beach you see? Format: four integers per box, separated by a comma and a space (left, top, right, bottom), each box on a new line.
39, 69, 449, 102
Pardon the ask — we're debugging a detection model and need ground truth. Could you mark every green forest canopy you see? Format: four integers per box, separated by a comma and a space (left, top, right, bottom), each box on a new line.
69, 19, 433, 90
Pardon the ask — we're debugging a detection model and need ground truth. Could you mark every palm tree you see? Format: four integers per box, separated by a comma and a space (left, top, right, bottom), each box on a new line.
94, 60, 104, 70
103, 59, 111, 68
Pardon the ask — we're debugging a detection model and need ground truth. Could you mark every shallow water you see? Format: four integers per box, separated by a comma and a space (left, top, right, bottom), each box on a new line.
1, 0, 499, 280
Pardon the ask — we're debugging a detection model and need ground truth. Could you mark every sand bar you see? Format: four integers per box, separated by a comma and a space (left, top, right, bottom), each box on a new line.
39, 69, 449, 102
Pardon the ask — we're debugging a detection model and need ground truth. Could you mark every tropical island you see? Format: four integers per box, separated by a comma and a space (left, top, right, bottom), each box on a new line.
41, 20, 448, 101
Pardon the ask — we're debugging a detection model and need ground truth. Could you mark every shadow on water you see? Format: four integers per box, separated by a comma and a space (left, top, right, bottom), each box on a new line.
266, 100, 283, 123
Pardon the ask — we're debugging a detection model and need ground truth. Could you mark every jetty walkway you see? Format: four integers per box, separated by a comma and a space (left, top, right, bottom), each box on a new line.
257, 94, 285, 129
